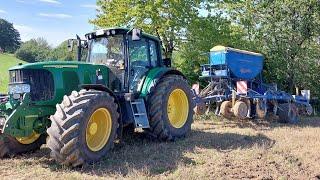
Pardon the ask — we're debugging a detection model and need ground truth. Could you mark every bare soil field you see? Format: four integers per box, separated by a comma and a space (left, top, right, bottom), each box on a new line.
0, 116, 320, 180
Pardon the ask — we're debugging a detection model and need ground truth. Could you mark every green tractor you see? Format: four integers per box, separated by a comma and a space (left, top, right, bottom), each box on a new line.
0, 28, 194, 166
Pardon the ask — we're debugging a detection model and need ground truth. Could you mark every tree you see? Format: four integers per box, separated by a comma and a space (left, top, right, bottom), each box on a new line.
15, 38, 51, 63
259, 0, 320, 94
47, 41, 76, 61
176, 15, 250, 84
90, 0, 207, 59
0, 19, 21, 53
221, 0, 320, 94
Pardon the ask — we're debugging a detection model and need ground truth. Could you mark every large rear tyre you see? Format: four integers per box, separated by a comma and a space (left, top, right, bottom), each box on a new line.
47, 90, 119, 167
146, 75, 194, 141
220, 101, 233, 119
0, 133, 46, 158
278, 103, 298, 123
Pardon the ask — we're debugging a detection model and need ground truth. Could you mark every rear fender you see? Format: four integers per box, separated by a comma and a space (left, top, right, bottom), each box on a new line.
81, 84, 116, 98
140, 67, 186, 98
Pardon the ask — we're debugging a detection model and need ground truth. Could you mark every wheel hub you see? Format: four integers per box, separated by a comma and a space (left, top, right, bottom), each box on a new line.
86, 108, 112, 152
89, 122, 98, 135
167, 89, 189, 128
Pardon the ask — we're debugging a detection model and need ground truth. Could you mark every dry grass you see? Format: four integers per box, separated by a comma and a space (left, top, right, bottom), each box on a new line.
1, 116, 320, 180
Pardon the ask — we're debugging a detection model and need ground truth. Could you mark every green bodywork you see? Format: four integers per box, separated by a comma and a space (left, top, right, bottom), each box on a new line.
9, 61, 110, 105
139, 67, 183, 98
0, 61, 110, 137
0, 62, 177, 138
3, 94, 54, 137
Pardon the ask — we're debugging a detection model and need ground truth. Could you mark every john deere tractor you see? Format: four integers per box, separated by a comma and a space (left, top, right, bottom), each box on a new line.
0, 28, 194, 166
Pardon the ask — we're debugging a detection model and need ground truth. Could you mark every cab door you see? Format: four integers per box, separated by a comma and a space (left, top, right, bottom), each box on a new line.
128, 38, 159, 93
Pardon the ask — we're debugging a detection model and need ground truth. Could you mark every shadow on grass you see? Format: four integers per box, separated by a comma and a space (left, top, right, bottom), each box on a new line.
198, 115, 320, 131
295, 117, 320, 128
19, 129, 275, 177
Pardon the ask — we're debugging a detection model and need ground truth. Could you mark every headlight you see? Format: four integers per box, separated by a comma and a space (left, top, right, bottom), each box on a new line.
9, 84, 31, 94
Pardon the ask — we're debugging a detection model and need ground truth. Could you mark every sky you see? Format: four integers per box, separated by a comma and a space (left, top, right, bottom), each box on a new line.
0, 0, 97, 47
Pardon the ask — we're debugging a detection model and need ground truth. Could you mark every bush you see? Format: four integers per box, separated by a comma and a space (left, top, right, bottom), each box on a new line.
15, 38, 51, 63
47, 41, 76, 61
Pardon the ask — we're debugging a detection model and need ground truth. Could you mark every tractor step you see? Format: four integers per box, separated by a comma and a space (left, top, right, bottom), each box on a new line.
130, 98, 150, 128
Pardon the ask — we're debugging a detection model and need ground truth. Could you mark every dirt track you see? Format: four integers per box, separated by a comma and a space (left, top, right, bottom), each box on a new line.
0, 116, 319, 179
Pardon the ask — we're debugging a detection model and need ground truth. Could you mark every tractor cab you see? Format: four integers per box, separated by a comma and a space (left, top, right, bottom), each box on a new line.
70, 28, 165, 94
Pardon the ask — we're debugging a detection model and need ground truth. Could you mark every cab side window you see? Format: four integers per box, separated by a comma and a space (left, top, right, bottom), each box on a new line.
149, 40, 158, 67
129, 38, 149, 67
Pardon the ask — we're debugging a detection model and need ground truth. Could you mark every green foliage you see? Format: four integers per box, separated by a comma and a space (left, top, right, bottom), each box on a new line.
90, 0, 206, 58
0, 19, 21, 53
177, 15, 250, 84
220, 0, 320, 95
47, 41, 77, 61
15, 38, 86, 63
15, 38, 51, 63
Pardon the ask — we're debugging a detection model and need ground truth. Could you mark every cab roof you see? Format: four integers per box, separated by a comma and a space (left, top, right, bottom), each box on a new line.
85, 27, 160, 42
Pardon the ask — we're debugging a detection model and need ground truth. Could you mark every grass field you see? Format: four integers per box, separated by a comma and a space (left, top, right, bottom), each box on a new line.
0, 116, 319, 179
0, 54, 25, 93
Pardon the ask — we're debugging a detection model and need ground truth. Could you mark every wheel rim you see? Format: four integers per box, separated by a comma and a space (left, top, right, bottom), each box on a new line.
16, 131, 40, 145
235, 101, 248, 119
220, 101, 232, 117
167, 89, 189, 128
86, 108, 112, 152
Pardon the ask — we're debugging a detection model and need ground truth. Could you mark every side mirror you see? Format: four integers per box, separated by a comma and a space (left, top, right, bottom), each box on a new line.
132, 28, 142, 41
163, 58, 171, 67
83, 41, 88, 49
67, 39, 74, 52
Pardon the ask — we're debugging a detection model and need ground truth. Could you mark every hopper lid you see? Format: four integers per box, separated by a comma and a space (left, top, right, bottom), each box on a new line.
210, 45, 263, 56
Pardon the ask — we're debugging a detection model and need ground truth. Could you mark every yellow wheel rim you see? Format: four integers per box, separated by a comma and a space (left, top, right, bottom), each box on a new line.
16, 131, 41, 145
86, 108, 112, 152
167, 89, 189, 128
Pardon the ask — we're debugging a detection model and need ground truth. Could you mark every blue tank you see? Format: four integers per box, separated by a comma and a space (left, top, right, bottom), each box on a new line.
210, 46, 264, 80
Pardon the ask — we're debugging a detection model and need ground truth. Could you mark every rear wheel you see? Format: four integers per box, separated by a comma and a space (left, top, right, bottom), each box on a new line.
233, 101, 248, 119
220, 101, 233, 118
0, 132, 45, 158
146, 75, 194, 141
278, 103, 298, 123
47, 90, 119, 167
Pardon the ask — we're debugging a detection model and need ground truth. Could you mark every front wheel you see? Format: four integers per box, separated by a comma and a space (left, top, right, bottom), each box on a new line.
146, 75, 194, 141
0, 132, 45, 157
47, 90, 119, 167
